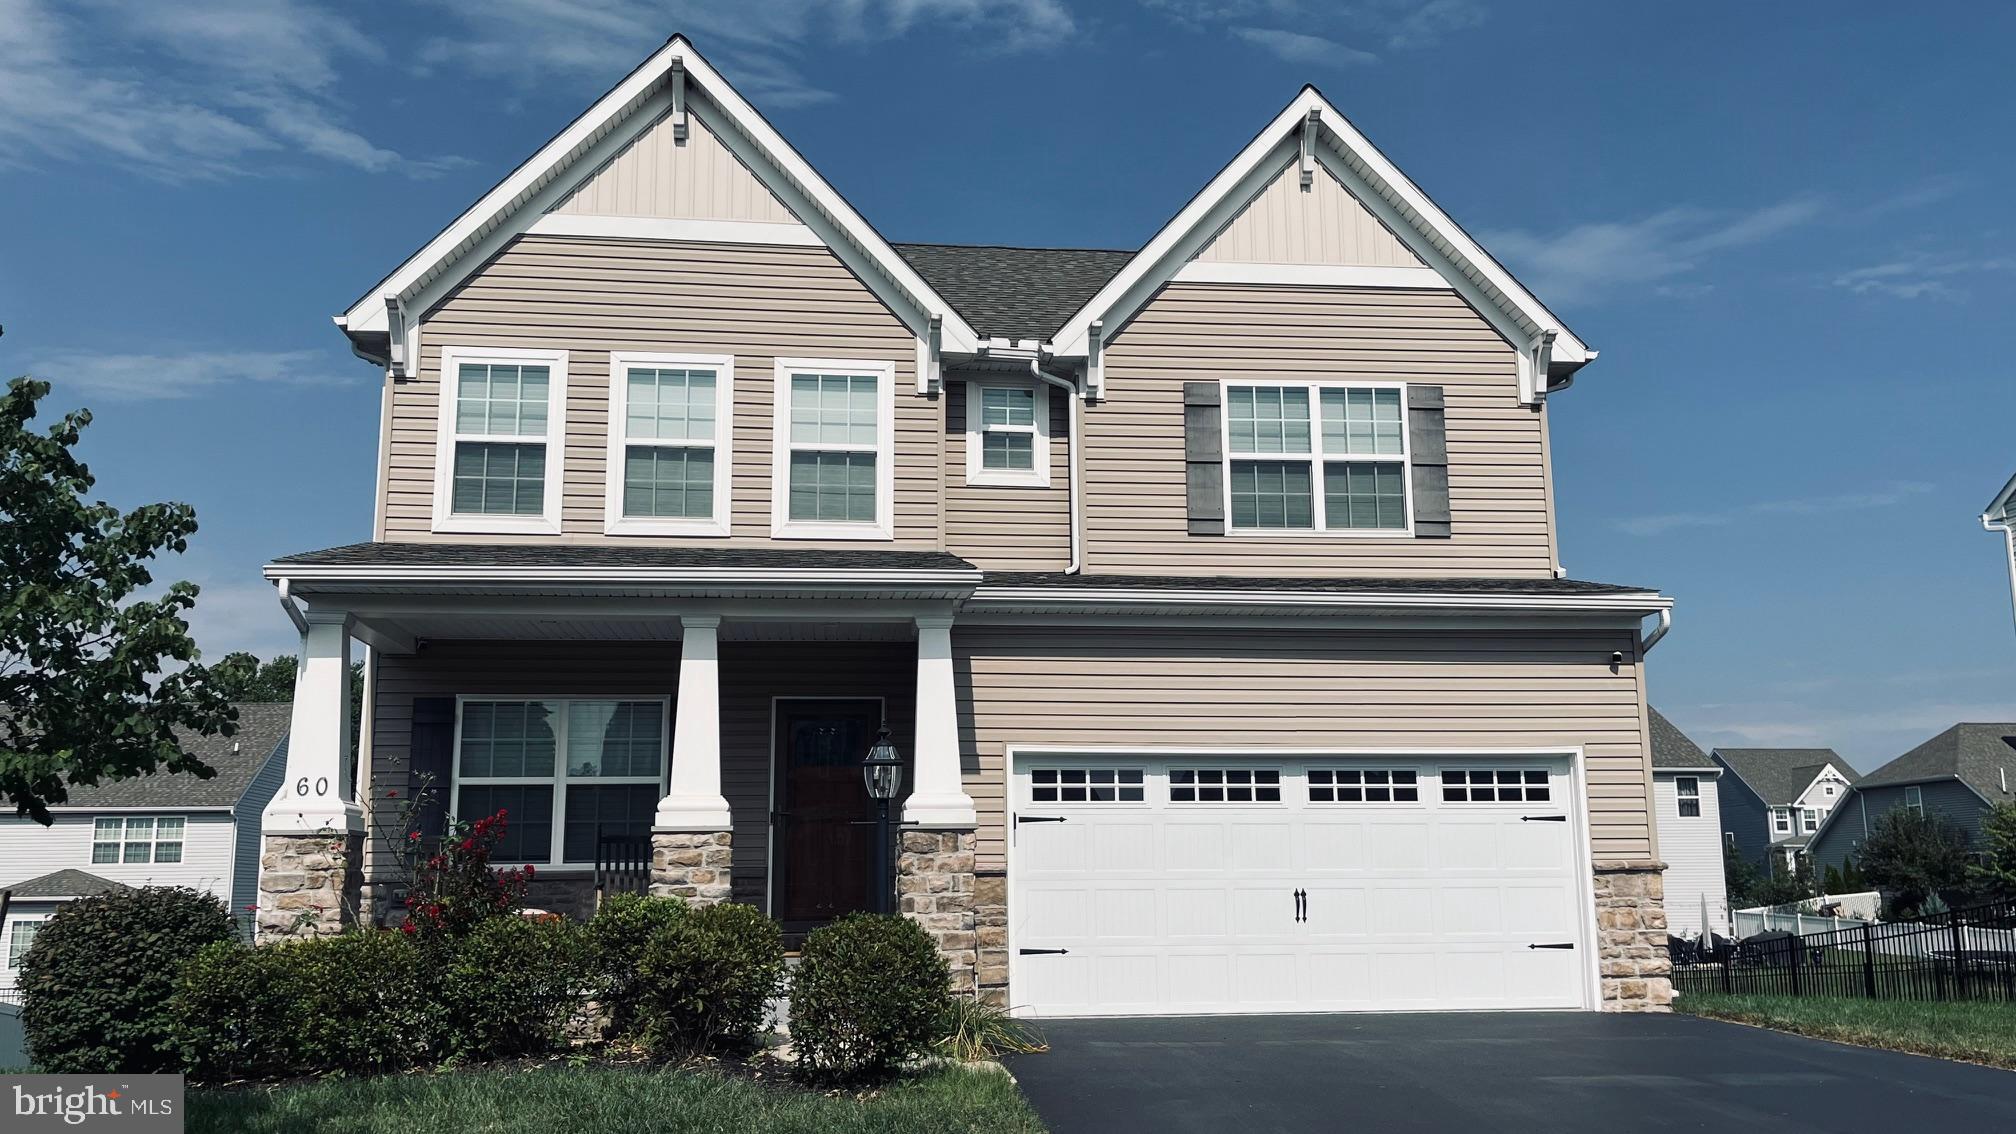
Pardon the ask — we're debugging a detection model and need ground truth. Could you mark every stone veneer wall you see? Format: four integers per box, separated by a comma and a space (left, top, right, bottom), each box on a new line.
898, 830, 977, 992
974, 870, 1009, 1007
1593, 860, 1673, 1011
256, 832, 363, 940
650, 830, 733, 905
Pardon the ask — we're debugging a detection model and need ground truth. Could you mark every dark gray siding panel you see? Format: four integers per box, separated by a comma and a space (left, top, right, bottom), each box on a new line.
1810, 781, 1990, 876
1714, 759, 1772, 870
230, 736, 290, 924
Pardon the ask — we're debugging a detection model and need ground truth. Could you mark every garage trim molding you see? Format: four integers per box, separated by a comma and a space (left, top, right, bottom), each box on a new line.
1002, 744, 1601, 1015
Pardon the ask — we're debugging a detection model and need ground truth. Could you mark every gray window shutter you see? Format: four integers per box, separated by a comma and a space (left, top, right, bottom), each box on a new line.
1408, 384, 1451, 538
1184, 381, 1225, 535
409, 697, 456, 847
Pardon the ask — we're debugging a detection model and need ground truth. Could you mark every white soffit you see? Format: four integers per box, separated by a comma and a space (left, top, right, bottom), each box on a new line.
338, 36, 977, 352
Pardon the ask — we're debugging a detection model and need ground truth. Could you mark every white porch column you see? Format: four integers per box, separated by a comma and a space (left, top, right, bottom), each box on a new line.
903, 615, 977, 827
263, 609, 363, 836
656, 615, 732, 830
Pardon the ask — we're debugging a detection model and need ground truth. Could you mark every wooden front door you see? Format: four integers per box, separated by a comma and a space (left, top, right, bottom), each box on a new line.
774, 699, 884, 930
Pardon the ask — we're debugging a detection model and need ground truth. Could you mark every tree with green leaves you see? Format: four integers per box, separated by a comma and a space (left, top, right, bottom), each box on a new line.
1967, 802, 2016, 902
1856, 807, 1970, 917
1, 377, 237, 823
211, 652, 299, 702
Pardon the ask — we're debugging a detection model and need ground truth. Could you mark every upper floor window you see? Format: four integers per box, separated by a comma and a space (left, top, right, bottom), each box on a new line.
453, 698, 668, 866
964, 382, 1051, 487
1223, 382, 1410, 534
1905, 785, 1923, 816
1802, 808, 1818, 832
434, 347, 568, 534
1676, 776, 1700, 817
92, 816, 184, 864
1773, 808, 1791, 833
604, 352, 733, 536
773, 359, 895, 539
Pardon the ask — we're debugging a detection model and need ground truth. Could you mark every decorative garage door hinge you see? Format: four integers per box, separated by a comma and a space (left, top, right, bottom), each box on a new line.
1014, 814, 1068, 828
1019, 948, 1069, 955
1520, 815, 1567, 822
1527, 942, 1576, 950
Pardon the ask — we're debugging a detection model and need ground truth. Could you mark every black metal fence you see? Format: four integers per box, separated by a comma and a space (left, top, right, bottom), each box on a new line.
1673, 899, 2016, 1002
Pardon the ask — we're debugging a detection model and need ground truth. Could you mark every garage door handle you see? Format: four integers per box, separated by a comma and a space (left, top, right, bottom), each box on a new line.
1528, 942, 1576, 950
1521, 815, 1567, 822
1019, 948, 1069, 956
1294, 888, 1306, 922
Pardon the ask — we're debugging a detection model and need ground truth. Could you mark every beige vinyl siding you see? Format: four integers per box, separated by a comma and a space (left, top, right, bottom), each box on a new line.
955, 626, 1653, 871
367, 639, 917, 915
942, 377, 1072, 571
391, 236, 939, 548
1194, 161, 1426, 267
1088, 283, 1554, 576
551, 110, 796, 223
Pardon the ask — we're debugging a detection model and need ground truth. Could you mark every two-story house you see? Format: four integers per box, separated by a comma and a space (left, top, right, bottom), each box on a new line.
1712, 748, 1857, 874
2, 704, 290, 993
255, 35, 1676, 1015
1807, 723, 2016, 876
1647, 710, 1727, 938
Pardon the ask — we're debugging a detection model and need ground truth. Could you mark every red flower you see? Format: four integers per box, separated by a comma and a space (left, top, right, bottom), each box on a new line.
399, 923, 416, 935
386, 790, 399, 798
523, 864, 535, 877
460, 838, 476, 852
408, 831, 421, 841
244, 904, 258, 911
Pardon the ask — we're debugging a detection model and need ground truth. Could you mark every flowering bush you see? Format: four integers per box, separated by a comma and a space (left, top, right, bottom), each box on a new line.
402, 809, 532, 938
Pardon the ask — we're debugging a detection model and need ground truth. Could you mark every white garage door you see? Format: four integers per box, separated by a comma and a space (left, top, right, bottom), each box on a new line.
1008, 756, 1591, 1017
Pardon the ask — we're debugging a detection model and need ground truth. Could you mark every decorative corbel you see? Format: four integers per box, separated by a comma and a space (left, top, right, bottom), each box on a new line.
1086, 319, 1106, 402
1299, 108, 1321, 190
1522, 328, 1558, 404
384, 296, 408, 380
670, 57, 688, 144
916, 313, 943, 395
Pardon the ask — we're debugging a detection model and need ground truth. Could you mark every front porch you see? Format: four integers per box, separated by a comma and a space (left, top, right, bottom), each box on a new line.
254, 544, 986, 987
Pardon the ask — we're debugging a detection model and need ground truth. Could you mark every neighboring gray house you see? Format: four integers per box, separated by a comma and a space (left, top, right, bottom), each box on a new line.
1808, 723, 2016, 876
1648, 709, 1728, 938
0, 704, 291, 992
1712, 747, 1858, 873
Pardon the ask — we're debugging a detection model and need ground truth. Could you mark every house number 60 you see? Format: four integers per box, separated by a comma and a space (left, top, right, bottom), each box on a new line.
296, 777, 329, 796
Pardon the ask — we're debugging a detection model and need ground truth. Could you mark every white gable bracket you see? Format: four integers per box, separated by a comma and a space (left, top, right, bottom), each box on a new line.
1299, 109, 1319, 190
1087, 320, 1105, 402
383, 296, 410, 379
916, 313, 943, 395
670, 57, 688, 144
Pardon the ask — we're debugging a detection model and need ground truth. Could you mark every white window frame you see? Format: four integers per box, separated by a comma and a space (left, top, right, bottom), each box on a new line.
1676, 776, 1701, 817
1905, 785, 1924, 816
1440, 766, 1553, 804
964, 380, 1051, 487
91, 815, 186, 864
1306, 766, 1423, 805
450, 694, 672, 869
1802, 807, 1819, 832
1027, 767, 1145, 805
771, 357, 897, 540
1773, 808, 1791, 833
1220, 378, 1414, 537
603, 350, 734, 537
432, 345, 569, 535
1167, 767, 1285, 804
6, 918, 46, 971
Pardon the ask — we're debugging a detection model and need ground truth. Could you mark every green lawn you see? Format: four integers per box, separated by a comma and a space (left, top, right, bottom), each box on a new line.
188, 1064, 1047, 1134
1677, 992, 2016, 1069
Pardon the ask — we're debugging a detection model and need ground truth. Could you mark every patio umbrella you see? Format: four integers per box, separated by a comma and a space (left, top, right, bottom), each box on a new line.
1701, 892, 1714, 940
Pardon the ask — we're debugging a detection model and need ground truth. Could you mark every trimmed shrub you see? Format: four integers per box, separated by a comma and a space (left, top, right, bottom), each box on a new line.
634, 902, 784, 1058
21, 886, 234, 1073
169, 931, 434, 1080
789, 913, 950, 1083
433, 915, 591, 1062
586, 893, 689, 1036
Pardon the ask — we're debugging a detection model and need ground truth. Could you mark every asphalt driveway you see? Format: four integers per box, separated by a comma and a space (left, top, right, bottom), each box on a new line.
1005, 1011, 2016, 1133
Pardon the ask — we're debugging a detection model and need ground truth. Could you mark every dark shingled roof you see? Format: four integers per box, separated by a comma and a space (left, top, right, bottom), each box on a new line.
982, 572, 1657, 595
1713, 748, 1857, 806
57, 703, 291, 809
894, 243, 1135, 343
273, 542, 978, 573
1858, 723, 2016, 801
5, 869, 127, 900
1649, 708, 1712, 769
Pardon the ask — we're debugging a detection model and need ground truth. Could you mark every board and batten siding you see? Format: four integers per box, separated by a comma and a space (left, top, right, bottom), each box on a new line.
550, 110, 795, 223
942, 377, 1072, 571
391, 236, 935, 548
1194, 162, 1426, 267
0, 813, 236, 899
1088, 283, 1554, 577
1652, 771, 1729, 937
954, 625, 1656, 872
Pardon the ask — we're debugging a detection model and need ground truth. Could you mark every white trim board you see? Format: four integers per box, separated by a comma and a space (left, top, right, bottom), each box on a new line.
1173, 262, 1449, 288
430, 346, 569, 537
528, 214, 822, 246
603, 350, 736, 538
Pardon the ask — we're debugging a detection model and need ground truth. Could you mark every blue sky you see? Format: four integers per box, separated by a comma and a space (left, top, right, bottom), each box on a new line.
1, 1, 2011, 769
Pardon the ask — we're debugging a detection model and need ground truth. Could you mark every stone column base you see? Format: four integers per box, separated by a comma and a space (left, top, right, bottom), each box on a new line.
899, 829, 977, 993
650, 830, 732, 905
256, 831, 363, 941
1594, 859, 1673, 1012
974, 870, 1009, 1007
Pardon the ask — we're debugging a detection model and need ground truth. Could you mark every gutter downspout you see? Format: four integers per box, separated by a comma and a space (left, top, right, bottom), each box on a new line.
1641, 607, 1672, 653
1031, 355, 1084, 574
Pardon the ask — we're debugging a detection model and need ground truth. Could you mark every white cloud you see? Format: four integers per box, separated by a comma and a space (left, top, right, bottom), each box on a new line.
1484, 197, 1823, 306
1382, 0, 1487, 49
419, 0, 1077, 107
1616, 481, 1933, 538
182, 579, 298, 661
1832, 253, 2015, 300
1680, 700, 2016, 773
26, 349, 351, 402
1232, 27, 1376, 65
0, 0, 450, 179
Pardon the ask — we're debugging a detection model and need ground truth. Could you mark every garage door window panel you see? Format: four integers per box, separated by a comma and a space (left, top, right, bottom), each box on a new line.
1309, 768, 1419, 804
1442, 768, 1551, 803
1170, 768, 1281, 804
1030, 768, 1144, 804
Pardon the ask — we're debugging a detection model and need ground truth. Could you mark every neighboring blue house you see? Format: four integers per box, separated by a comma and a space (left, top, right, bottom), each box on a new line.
1712, 747, 1859, 874
1808, 723, 2016, 876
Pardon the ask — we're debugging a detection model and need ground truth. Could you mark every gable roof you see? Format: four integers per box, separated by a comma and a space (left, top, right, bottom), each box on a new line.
894, 243, 1133, 344
1648, 708, 1714, 769
1986, 472, 2016, 525
1712, 748, 1856, 805
54, 703, 290, 810
1046, 85, 1593, 392
5, 869, 126, 900
338, 35, 980, 354
1857, 723, 2016, 801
